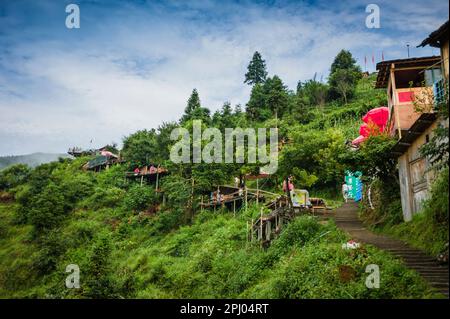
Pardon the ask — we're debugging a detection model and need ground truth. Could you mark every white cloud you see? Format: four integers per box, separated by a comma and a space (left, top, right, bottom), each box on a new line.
0, 0, 448, 155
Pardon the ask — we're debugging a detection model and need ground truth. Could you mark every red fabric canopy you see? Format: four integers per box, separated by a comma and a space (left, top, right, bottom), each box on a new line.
359, 123, 370, 137
354, 106, 389, 145
362, 106, 389, 128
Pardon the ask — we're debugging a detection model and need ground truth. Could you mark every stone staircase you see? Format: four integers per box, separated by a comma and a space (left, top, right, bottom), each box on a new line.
329, 201, 449, 297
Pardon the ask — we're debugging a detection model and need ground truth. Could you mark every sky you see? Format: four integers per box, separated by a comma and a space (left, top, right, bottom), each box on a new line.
0, 0, 448, 156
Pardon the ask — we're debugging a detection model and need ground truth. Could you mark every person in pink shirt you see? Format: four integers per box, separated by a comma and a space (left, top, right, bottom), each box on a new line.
282, 175, 295, 192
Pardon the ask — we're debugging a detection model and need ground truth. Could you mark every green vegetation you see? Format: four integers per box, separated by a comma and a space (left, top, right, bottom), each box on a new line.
369, 168, 449, 257
0, 50, 446, 298
244, 51, 268, 86
0, 200, 438, 298
358, 86, 448, 257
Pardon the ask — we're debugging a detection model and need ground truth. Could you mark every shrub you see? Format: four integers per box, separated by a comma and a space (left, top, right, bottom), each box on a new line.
79, 187, 125, 210
60, 174, 95, 210
123, 185, 157, 212
83, 233, 118, 298
0, 164, 30, 190
270, 216, 322, 256
28, 182, 66, 235
34, 230, 67, 274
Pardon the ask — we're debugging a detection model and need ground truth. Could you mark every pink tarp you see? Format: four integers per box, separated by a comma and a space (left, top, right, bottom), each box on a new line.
359, 123, 369, 137
352, 107, 389, 145
352, 135, 366, 145
100, 150, 118, 158
362, 107, 389, 130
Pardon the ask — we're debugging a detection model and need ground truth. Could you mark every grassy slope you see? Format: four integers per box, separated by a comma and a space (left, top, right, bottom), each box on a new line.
0, 75, 443, 298
374, 168, 449, 257
0, 202, 441, 298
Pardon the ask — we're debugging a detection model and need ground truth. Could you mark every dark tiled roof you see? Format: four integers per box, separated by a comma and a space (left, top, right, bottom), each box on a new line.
418, 20, 449, 48
375, 56, 441, 88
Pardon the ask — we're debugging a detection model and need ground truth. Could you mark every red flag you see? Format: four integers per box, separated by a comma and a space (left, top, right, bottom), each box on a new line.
381, 51, 384, 61
372, 54, 375, 64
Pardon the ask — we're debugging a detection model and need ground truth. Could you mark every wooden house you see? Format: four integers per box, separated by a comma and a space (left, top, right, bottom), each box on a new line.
375, 20, 449, 221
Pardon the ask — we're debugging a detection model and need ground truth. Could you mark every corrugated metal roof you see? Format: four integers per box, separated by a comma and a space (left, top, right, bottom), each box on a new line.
87, 155, 108, 169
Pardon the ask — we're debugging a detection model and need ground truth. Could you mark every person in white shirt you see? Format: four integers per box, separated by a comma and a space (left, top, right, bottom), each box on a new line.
342, 183, 349, 202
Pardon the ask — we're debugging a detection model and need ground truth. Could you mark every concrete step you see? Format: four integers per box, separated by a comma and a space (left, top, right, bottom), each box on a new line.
330, 203, 449, 297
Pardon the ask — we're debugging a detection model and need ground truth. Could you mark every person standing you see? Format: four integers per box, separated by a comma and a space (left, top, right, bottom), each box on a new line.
283, 175, 295, 207
342, 182, 349, 203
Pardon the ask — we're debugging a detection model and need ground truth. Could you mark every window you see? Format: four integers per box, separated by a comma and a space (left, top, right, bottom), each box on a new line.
433, 78, 446, 106
424, 68, 442, 86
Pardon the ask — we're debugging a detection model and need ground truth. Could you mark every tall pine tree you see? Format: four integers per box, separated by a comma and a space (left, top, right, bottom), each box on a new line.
244, 51, 268, 85
181, 89, 201, 123
181, 89, 211, 124
184, 89, 201, 114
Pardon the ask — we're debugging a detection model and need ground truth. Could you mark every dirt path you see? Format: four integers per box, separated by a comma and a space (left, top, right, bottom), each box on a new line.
321, 201, 449, 297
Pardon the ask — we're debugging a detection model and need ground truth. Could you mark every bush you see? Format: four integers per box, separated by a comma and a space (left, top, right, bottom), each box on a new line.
60, 174, 95, 211
28, 182, 66, 234
79, 187, 125, 210
83, 233, 118, 298
123, 185, 157, 212
384, 168, 449, 256
34, 230, 67, 274
151, 207, 185, 234
424, 167, 449, 226
270, 216, 322, 255
0, 164, 30, 190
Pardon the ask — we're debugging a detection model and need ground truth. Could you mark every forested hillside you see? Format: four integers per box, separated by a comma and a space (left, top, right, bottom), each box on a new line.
0, 153, 69, 170
0, 50, 446, 298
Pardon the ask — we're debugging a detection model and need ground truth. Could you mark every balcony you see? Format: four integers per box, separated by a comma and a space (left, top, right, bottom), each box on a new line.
388, 86, 434, 138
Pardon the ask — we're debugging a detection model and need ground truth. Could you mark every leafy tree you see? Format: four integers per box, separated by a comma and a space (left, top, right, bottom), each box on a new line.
296, 76, 329, 108
330, 50, 359, 74
328, 50, 362, 103
122, 129, 159, 167
280, 128, 347, 188
244, 51, 268, 85
59, 173, 95, 211
0, 164, 30, 190
190, 106, 211, 124
329, 69, 358, 104
160, 174, 193, 223
347, 134, 398, 182
14, 162, 60, 225
212, 102, 235, 130
186, 88, 201, 113
155, 121, 179, 162
246, 76, 290, 121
